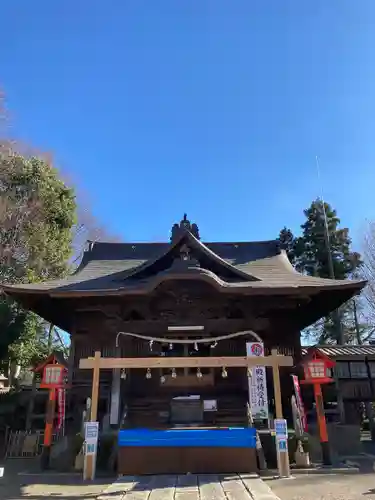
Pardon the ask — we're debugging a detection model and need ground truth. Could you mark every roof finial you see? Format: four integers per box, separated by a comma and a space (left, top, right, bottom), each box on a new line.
170, 214, 200, 243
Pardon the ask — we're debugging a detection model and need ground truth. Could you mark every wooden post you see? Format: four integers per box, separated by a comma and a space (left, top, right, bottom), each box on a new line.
110, 346, 121, 427
271, 349, 290, 478
333, 369, 346, 423
271, 350, 283, 420
26, 372, 37, 431
84, 351, 101, 481
41, 388, 56, 470
313, 382, 332, 465
90, 351, 101, 421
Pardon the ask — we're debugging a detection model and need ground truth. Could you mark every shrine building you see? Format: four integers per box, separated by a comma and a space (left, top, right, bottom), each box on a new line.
2, 215, 366, 473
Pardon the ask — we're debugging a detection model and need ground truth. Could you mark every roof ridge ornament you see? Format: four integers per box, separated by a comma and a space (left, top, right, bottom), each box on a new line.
170, 213, 200, 243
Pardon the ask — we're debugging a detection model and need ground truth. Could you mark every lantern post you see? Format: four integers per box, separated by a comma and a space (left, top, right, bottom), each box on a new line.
39, 363, 67, 469
301, 349, 335, 466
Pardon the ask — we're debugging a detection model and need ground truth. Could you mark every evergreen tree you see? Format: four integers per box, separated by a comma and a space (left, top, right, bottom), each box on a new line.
296, 199, 358, 279
279, 199, 363, 344
278, 227, 297, 266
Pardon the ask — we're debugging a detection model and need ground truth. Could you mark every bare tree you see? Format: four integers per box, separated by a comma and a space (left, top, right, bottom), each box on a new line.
0, 88, 121, 273
58, 168, 121, 266
362, 220, 375, 328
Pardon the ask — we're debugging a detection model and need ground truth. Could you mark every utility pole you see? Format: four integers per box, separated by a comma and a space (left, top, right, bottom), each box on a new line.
316, 157, 345, 423
316, 157, 344, 344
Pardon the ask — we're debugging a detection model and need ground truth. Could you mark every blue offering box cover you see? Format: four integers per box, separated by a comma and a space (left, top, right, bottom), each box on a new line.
118, 427, 256, 448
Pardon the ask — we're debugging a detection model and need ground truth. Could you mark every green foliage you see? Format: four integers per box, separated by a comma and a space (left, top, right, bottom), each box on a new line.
0, 152, 76, 283
0, 151, 77, 369
296, 200, 360, 279
279, 227, 296, 265
279, 199, 364, 344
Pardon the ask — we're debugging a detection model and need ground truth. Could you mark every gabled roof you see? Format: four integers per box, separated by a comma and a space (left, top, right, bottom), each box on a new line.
3, 231, 365, 297
1, 228, 365, 297
1, 214, 366, 334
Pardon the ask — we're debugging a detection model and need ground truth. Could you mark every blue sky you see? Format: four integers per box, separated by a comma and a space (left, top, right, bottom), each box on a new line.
1, 0, 375, 249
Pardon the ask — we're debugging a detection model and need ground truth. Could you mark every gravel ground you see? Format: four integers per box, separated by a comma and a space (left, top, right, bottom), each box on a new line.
268, 472, 375, 500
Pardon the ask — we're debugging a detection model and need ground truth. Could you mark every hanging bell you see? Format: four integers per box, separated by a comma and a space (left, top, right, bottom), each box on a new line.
160, 375, 166, 384
196, 368, 203, 379
120, 369, 127, 380
146, 368, 152, 379
171, 368, 177, 379
221, 367, 228, 378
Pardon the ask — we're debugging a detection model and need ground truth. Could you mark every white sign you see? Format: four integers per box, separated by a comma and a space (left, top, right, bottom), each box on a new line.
203, 399, 217, 412
274, 418, 288, 453
85, 421, 99, 441
275, 418, 287, 439
84, 421, 99, 456
246, 342, 269, 420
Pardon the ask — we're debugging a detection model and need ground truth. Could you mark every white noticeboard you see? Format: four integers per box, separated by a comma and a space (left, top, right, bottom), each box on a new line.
203, 399, 217, 412
84, 421, 99, 456
275, 418, 288, 452
246, 342, 269, 420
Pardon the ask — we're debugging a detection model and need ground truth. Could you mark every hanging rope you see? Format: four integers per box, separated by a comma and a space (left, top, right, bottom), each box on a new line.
115, 329, 262, 347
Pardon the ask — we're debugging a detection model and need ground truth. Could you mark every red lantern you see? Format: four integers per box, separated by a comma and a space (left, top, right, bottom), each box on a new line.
40, 363, 67, 389
300, 348, 335, 385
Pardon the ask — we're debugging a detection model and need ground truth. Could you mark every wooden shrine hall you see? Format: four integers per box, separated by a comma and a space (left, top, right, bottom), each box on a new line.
2, 215, 366, 474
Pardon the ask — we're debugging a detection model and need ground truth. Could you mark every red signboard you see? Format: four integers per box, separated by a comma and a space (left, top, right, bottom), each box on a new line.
292, 375, 307, 432
57, 388, 66, 430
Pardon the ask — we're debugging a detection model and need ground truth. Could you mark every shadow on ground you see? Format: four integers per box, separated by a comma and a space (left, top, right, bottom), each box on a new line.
0, 459, 114, 499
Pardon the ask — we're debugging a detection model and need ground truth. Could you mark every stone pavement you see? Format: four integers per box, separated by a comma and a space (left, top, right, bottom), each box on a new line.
0, 460, 112, 499
267, 470, 375, 500
98, 474, 279, 500
266, 457, 375, 500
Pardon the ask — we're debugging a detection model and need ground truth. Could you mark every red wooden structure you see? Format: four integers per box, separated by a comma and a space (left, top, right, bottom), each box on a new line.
301, 347, 335, 465
33, 352, 68, 469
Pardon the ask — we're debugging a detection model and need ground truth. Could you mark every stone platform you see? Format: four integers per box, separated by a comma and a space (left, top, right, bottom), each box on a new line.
97, 474, 280, 500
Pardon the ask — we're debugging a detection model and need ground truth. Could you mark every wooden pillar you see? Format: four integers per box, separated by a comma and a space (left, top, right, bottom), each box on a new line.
271, 349, 290, 478
41, 388, 56, 470
110, 346, 121, 426
333, 369, 346, 423
272, 350, 283, 419
25, 372, 37, 431
90, 351, 101, 421
84, 351, 101, 481
66, 335, 76, 431
314, 383, 332, 465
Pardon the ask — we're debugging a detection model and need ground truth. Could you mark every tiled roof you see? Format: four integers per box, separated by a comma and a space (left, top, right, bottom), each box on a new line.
302, 345, 375, 358
2, 232, 365, 296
